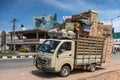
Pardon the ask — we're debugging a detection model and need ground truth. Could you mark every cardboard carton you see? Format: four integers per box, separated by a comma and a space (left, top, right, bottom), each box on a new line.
103, 38, 113, 62
89, 22, 103, 38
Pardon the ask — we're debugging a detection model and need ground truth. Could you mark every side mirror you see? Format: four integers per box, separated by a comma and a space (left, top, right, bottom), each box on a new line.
61, 49, 65, 52
59, 49, 65, 53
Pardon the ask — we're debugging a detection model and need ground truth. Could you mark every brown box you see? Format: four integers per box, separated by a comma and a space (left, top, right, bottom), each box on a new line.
103, 38, 113, 62
72, 14, 89, 22
103, 23, 112, 38
81, 10, 98, 22
72, 10, 98, 22
89, 22, 103, 38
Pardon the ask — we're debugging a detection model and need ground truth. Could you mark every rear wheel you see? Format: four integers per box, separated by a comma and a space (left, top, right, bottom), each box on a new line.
87, 64, 96, 72
59, 66, 70, 77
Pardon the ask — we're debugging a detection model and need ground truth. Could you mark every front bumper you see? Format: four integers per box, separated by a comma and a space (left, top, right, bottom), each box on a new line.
42, 65, 55, 72
33, 60, 55, 72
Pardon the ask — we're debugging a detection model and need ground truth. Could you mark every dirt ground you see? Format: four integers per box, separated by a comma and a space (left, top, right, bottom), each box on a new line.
82, 70, 120, 80
79, 59, 120, 80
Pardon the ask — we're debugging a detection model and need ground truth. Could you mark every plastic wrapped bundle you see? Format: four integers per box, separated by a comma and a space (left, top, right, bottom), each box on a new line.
48, 29, 75, 39
59, 29, 67, 38
66, 31, 75, 39
59, 29, 75, 39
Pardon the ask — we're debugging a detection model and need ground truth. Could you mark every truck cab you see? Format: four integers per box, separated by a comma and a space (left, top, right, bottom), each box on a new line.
34, 39, 75, 76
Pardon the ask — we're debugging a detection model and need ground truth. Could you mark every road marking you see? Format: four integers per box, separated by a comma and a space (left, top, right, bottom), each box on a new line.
21, 56, 25, 58
12, 56, 17, 59
29, 56, 33, 58
2, 56, 7, 59
0, 56, 34, 60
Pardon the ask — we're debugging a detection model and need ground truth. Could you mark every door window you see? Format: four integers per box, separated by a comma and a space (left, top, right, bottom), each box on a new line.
60, 42, 71, 51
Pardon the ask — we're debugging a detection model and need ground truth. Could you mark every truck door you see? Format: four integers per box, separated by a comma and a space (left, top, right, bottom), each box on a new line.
55, 41, 74, 72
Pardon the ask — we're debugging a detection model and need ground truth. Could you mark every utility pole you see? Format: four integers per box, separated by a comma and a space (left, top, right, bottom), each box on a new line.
11, 19, 17, 52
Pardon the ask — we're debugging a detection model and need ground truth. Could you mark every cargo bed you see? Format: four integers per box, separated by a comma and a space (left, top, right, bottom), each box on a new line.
75, 36, 105, 66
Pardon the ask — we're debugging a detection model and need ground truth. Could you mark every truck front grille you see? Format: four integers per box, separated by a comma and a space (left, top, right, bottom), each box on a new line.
37, 58, 47, 65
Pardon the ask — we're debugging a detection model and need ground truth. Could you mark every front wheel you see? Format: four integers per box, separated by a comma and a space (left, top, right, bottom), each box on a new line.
59, 66, 70, 77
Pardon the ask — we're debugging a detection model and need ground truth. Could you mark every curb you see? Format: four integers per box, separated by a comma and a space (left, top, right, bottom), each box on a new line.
0, 55, 34, 59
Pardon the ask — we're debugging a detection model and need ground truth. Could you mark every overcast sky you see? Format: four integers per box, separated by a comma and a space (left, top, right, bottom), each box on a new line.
0, 0, 120, 32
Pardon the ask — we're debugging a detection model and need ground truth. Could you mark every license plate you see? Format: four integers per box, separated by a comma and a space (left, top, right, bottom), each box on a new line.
37, 64, 42, 69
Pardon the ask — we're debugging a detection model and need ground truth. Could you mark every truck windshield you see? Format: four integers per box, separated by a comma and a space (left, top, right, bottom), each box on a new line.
39, 40, 60, 53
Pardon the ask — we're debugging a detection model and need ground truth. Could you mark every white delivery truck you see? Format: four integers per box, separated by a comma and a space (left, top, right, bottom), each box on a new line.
33, 30, 110, 77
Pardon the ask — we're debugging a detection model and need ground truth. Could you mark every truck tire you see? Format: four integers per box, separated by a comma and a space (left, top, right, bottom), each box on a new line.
87, 64, 96, 72
59, 66, 70, 77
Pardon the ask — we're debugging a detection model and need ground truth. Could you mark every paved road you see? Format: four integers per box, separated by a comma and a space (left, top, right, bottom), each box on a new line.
0, 58, 34, 70
0, 54, 119, 70
111, 54, 120, 60
0, 54, 120, 80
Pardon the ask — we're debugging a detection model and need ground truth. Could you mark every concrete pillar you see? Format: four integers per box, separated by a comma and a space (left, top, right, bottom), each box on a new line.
36, 44, 38, 52
36, 32, 39, 38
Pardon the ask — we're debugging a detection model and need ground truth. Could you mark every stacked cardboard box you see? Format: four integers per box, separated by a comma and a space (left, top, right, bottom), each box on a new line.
72, 10, 113, 62
89, 22, 103, 38
72, 10, 101, 37
103, 38, 113, 62
74, 22, 103, 37
72, 14, 88, 22
72, 10, 112, 38
103, 23, 112, 38
102, 23, 113, 62
81, 9, 98, 22
86, 21, 113, 62
71, 10, 112, 38
72, 9, 98, 22
89, 22, 112, 38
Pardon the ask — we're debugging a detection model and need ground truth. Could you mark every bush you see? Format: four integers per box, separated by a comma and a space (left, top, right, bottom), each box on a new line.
0, 51, 17, 56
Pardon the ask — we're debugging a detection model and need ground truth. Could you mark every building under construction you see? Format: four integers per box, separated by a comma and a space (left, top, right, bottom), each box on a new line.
8, 29, 48, 52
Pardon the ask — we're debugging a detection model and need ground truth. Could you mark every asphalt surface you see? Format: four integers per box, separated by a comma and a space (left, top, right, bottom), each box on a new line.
0, 54, 119, 70
111, 54, 120, 60
0, 58, 34, 70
